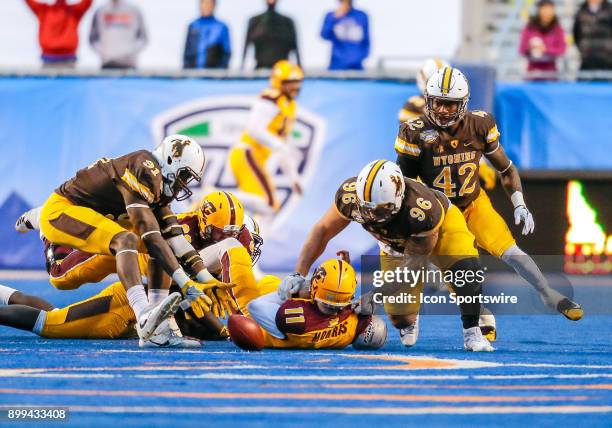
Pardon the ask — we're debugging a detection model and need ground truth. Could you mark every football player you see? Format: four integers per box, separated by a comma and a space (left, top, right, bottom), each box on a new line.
399, 58, 497, 191
0, 210, 266, 346
228, 60, 304, 222
395, 66, 583, 320
280, 160, 494, 352
247, 257, 388, 350
16, 135, 233, 346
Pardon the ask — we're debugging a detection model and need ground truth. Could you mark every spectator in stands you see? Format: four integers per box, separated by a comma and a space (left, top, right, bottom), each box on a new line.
573, 0, 612, 76
320, 0, 370, 70
242, 0, 300, 69
89, 0, 147, 70
519, 0, 566, 79
183, 0, 231, 69
24, 0, 92, 68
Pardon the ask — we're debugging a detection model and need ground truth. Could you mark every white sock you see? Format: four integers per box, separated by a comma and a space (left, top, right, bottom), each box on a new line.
501, 245, 565, 308
148, 288, 169, 306
32, 311, 47, 335
0, 284, 17, 306
126, 285, 149, 320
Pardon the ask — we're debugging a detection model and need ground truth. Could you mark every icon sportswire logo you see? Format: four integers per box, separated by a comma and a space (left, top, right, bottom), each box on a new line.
152, 95, 326, 226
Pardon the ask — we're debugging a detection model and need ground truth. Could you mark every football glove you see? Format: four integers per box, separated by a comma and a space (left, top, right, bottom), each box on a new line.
204, 287, 238, 319
514, 205, 535, 235
181, 280, 214, 318
278, 272, 306, 301
351, 291, 376, 316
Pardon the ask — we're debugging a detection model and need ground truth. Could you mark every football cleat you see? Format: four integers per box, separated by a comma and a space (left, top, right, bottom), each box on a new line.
463, 326, 494, 352
139, 318, 201, 348
479, 306, 497, 342
136, 292, 182, 341
399, 316, 419, 347
557, 298, 583, 321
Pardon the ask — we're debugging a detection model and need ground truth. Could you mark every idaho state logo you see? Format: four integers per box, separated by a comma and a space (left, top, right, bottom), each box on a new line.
152, 96, 326, 219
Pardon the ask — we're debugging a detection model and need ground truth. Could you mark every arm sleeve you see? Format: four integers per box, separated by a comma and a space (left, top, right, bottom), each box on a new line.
518, 27, 530, 56
396, 154, 419, 179
361, 12, 370, 58
482, 113, 501, 154
572, 15, 581, 46
25, 0, 43, 14
247, 292, 285, 339
89, 10, 101, 51
133, 9, 148, 53
245, 99, 285, 150
121, 155, 163, 204
221, 23, 231, 67
289, 20, 301, 66
547, 26, 567, 57
70, 0, 93, 19
394, 122, 422, 159
320, 13, 337, 41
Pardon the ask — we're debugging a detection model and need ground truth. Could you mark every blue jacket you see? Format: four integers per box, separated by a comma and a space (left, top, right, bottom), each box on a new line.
321, 8, 370, 70
184, 16, 231, 69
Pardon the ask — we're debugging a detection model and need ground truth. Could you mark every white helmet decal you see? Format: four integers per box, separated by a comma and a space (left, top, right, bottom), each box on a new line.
424, 66, 470, 128
355, 160, 405, 223
416, 58, 450, 94
152, 134, 205, 201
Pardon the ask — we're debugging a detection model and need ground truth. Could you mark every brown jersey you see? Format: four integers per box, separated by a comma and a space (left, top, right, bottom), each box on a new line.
395, 111, 501, 209
57, 150, 167, 218
261, 298, 361, 349
334, 176, 448, 254
398, 95, 425, 122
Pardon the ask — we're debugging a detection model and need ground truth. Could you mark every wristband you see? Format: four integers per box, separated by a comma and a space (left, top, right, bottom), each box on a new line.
172, 268, 191, 287
196, 269, 215, 283
511, 191, 525, 208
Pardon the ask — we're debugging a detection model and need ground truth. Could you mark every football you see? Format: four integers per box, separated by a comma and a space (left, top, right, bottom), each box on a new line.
228, 315, 265, 351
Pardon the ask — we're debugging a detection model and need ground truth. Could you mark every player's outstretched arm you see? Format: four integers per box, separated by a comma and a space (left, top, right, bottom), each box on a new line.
485, 145, 534, 235
295, 204, 351, 276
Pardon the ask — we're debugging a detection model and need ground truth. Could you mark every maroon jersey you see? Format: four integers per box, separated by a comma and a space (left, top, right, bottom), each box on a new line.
261, 298, 359, 349
177, 211, 256, 258
395, 111, 501, 209
56, 150, 168, 218
334, 176, 448, 254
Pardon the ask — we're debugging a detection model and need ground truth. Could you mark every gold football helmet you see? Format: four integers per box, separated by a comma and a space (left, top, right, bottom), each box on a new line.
197, 191, 245, 240
310, 259, 358, 307
270, 60, 304, 90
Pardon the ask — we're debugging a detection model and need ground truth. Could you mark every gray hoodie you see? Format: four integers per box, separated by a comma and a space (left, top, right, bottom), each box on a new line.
89, 0, 147, 68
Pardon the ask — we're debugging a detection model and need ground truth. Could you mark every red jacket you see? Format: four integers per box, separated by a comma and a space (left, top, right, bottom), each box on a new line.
25, 0, 92, 60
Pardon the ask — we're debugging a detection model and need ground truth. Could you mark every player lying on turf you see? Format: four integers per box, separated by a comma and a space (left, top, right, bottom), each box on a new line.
0, 203, 266, 346
395, 66, 583, 322
280, 160, 494, 352
398, 58, 498, 192
15, 135, 235, 346
246, 255, 387, 350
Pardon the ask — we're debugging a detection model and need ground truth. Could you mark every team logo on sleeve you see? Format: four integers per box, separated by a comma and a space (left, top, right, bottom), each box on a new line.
420, 130, 439, 144
152, 96, 326, 215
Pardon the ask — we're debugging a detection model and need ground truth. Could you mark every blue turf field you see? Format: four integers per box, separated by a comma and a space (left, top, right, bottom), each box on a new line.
0, 279, 611, 427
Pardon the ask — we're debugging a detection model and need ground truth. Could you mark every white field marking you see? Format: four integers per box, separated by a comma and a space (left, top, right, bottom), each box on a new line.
505, 363, 612, 369
13, 404, 612, 416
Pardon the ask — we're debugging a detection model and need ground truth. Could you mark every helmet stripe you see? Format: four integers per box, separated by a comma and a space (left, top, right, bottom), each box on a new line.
222, 191, 236, 225
441, 67, 453, 95
364, 160, 386, 203
337, 259, 343, 292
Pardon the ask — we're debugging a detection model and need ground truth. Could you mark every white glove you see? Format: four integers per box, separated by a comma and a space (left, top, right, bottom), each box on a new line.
278, 272, 306, 301
351, 291, 376, 316
514, 205, 534, 235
